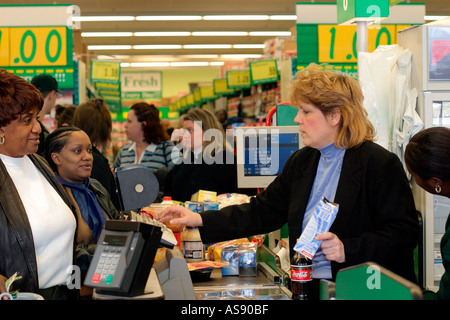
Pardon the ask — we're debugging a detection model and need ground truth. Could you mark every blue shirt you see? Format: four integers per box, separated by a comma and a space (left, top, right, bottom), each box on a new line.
302, 142, 346, 279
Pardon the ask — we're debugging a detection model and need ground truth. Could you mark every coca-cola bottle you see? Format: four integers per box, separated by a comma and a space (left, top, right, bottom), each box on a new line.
290, 250, 312, 300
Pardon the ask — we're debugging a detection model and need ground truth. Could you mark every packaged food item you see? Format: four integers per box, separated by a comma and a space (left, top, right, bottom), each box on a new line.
221, 245, 240, 276
191, 190, 217, 202
208, 238, 250, 261
203, 201, 219, 211
185, 201, 203, 213
238, 242, 257, 276
293, 197, 339, 259
181, 226, 204, 263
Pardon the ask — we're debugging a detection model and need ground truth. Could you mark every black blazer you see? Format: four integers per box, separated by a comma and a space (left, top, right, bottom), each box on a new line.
200, 141, 419, 282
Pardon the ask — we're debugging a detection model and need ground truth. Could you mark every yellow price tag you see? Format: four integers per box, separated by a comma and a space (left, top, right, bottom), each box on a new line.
318, 24, 406, 63
0, 28, 10, 66
186, 94, 194, 105
200, 86, 216, 100
250, 60, 278, 82
194, 89, 201, 102
8, 27, 67, 66
91, 60, 120, 83
227, 70, 251, 88
213, 78, 234, 94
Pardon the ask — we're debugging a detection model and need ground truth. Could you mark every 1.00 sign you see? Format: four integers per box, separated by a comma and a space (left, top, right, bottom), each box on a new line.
0, 26, 68, 67
318, 24, 398, 63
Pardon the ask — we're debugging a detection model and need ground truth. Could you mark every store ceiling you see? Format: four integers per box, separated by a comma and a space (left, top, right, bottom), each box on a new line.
6, 0, 450, 69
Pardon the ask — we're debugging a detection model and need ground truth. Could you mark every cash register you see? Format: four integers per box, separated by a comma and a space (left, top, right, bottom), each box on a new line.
83, 165, 182, 298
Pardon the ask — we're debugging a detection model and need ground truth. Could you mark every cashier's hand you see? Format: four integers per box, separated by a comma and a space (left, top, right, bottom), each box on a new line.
316, 232, 345, 264
156, 205, 203, 228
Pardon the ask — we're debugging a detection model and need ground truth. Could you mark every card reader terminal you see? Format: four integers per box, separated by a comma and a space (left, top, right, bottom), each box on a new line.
84, 220, 162, 296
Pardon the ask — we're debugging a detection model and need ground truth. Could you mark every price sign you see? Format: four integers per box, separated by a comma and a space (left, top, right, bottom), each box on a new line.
0, 26, 68, 67
318, 24, 406, 63
194, 89, 201, 103
90, 60, 121, 83
213, 78, 235, 95
199, 85, 217, 101
186, 94, 195, 106
249, 59, 279, 84
226, 70, 251, 89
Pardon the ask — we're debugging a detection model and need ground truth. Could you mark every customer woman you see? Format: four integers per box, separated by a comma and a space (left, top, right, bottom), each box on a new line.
405, 126, 450, 300
163, 108, 247, 201
0, 69, 77, 300
158, 64, 419, 298
113, 102, 178, 188
44, 126, 119, 273
73, 98, 120, 210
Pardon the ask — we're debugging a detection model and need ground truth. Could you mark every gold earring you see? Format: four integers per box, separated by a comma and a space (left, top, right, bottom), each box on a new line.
0, 136, 5, 145
435, 185, 441, 194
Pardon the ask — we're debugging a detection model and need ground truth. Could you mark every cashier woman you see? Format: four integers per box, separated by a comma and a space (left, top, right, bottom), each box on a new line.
158, 63, 420, 296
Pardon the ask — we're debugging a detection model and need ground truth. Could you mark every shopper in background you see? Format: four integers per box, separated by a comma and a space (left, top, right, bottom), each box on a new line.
163, 108, 248, 201
30, 74, 61, 156
73, 98, 120, 211
113, 102, 178, 189
56, 104, 76, 127
405, 126, 450, 300
0, 69, 77, 300
215, 109, 228, 126
158, 63, 419, 299
44, 126, 119, 282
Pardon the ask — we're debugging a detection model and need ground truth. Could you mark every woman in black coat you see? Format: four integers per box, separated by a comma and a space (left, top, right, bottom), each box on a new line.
159, 64, 419, 289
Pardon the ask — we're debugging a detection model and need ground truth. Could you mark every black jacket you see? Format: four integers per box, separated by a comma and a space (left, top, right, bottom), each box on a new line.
0, 154, 77, 293
164, 150, 253, 202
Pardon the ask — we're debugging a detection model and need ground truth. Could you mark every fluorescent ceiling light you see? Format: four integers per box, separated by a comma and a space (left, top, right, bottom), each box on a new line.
203, 15, 269, 20
192, 31, 249, 36
179, 54, 219, 59
233, 44, 265, 49
134, 32, 191, 36
73, 16, 134, 21
269, 15, 297, 20
184, 44, 232, 49
424, 16, 448, 21
170, 62, 209, 66
81, 32, 133, 37
130, 62, 170, 67
136, 15, 202, 21
210, 61, 225, 66
133, 45, 182, 49
88, 45, 132, 50
249, 31, 292, 36
221, 54, 262, 59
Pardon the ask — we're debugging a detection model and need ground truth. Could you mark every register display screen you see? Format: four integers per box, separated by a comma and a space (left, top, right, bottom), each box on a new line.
243, 132, 299, 176
103, 235, 128, 246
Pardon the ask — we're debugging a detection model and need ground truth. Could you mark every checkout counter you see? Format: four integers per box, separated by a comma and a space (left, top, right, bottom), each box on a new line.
88, 232, 292, 300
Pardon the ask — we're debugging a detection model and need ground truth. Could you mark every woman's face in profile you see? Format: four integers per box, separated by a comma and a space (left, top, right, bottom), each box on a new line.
124, 109, 144, 143
0, 109, 41, 157
53, 131, 93, 184
182, 120, 203, 151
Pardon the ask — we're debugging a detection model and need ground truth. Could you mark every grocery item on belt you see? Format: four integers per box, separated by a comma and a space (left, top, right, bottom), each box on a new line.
293, 197, 339, 259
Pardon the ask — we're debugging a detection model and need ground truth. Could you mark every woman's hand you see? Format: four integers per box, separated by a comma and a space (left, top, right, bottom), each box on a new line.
156, 205, 203, 228
316, 232, 346, 263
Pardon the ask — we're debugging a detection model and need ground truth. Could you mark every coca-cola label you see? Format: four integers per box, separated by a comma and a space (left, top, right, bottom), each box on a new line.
291, 265, 312, 282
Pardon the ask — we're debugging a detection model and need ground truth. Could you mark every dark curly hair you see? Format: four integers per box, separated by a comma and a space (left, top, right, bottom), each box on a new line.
0, 69, 43, 128
131, 102, 168, 144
